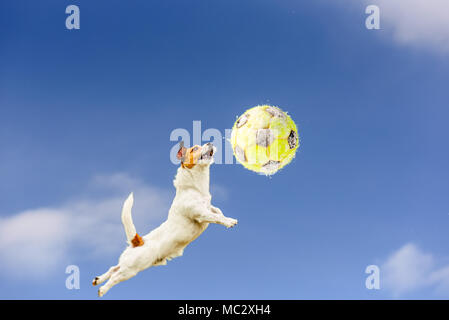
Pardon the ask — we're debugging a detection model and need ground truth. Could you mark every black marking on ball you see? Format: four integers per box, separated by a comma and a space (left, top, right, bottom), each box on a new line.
265, 106, 286, 118
235, 145, 246, 162
236, 114, 249, 128
262, 160, 280, 173
288, 130, 298, 149
256, 129, 274, 147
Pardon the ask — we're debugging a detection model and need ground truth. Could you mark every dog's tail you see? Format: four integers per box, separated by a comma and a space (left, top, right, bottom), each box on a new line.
121, 192, 144, 247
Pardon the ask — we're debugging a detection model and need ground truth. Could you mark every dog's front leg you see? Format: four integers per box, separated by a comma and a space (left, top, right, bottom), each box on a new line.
211, 205, 224, 216
193, 205, 238, 228
211, 206, 238, 228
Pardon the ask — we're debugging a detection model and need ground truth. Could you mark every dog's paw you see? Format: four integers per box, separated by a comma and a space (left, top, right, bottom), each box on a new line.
224, 218, 238, 228
98, 287, 105, 297
92, 277, 99, 286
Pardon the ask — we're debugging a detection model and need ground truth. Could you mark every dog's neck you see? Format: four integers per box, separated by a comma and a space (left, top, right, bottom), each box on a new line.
173, 165, 211, 196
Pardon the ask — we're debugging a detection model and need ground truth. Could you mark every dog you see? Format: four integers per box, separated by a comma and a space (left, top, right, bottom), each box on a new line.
92, 141, 238, 297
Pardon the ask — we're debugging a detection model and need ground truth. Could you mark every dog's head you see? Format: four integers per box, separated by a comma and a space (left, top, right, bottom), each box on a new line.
176, 141, 216, 169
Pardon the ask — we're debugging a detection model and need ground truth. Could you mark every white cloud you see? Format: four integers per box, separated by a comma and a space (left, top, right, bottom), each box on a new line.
368, 0, 449, 53
382, 243, 449, 296
0, 173, 170, 278
0, 210, 70, 275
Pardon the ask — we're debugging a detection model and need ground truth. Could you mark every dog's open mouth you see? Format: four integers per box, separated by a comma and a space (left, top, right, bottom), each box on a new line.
200, 148, 214, 160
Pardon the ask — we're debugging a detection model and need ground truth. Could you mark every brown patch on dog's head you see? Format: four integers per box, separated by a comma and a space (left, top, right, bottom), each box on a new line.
180, 145, 203, 169
176, 141, 215, 169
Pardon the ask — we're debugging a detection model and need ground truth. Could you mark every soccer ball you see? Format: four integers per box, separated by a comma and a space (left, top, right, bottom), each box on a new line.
230, 105, 299, 175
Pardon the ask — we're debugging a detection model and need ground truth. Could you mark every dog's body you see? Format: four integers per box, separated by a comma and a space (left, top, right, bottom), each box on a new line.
93, 142, 237, 297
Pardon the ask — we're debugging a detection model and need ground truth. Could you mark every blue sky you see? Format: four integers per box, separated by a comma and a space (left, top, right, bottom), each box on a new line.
1, 0, 449, 299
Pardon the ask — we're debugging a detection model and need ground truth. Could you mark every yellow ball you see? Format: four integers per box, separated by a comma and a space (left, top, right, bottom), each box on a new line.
231, 105, 299, 175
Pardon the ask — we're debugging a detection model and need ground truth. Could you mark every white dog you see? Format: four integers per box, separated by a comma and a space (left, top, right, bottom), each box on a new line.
93, 141, 238, 297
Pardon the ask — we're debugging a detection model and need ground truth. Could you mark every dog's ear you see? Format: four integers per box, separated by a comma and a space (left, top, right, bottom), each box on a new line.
176, 141, 187, 162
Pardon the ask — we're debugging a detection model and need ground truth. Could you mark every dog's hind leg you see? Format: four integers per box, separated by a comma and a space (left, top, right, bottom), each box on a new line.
98, 268, 137, 297
92, 265, 120, 286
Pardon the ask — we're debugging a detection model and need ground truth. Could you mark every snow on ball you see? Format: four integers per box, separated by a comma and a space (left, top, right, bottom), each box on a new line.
230, 105, 299, 175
